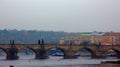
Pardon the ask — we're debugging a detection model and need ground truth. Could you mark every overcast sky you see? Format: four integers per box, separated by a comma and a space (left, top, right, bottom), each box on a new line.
0, 0, 120, 32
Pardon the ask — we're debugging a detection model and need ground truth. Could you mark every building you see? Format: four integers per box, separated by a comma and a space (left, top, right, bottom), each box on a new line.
103, 32, 120, 45
59, 32, 120, 45
60, 33, 97, 45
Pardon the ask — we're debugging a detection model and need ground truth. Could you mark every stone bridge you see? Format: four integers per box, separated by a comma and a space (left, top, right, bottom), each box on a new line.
0, 43, 120, 60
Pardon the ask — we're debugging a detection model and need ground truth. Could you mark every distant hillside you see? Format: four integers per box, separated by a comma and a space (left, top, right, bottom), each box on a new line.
0, 29, 80, 44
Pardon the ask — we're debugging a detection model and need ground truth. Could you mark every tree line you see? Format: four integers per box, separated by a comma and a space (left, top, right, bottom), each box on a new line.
0, 29, 80, 44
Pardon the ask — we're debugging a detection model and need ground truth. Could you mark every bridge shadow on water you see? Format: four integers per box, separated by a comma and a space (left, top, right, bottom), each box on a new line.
0, 47, 119, 60
47, 48, 64, 59
75, 48, 92, 59
0, 49, 6, 60
47, 48, 94, 60
17, 48, 35, 60
102, 49, 119, 59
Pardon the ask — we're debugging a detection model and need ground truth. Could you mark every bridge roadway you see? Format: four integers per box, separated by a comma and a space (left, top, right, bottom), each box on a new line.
0, 44, 120, 60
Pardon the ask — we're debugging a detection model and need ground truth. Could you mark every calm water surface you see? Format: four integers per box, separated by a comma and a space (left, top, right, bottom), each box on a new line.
0, 55, 120, 67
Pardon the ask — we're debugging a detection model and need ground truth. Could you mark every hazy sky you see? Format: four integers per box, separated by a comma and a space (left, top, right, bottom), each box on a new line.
0, 0, 120, 32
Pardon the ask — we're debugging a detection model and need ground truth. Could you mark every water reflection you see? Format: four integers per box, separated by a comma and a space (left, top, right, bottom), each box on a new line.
0, 49, 6, 60
103, 49, 118, 59
40, 64, 100, 67
17, 48, 35, 59
47, 48, 64, 59
0, 49, 120, 67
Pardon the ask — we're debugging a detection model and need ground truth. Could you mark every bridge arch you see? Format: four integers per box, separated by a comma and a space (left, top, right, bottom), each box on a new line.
46, 47, 66, 58
0, 48, 7, 59
75, 47, 94, 58
103, 48, 120, 59
17, 47, 37, 59
0, 48, 7, 54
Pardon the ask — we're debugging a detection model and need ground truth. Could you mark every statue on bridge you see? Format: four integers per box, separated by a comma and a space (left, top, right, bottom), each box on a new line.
36, 39, 48, 59
6, 40, 19, 60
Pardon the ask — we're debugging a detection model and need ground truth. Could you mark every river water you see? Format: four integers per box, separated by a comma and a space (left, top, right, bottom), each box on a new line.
0, 55, 120, 67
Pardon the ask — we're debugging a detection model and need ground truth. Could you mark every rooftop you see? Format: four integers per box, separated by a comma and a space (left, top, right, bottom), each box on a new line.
104, 32, 120, 36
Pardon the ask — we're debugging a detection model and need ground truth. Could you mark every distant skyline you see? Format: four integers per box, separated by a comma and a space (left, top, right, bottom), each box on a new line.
0, 0, 120, 32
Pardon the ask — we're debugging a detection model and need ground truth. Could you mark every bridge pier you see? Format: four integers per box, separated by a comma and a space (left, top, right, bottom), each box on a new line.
117, 52, 120, 59
36, 39, 48, 59
36, 49, 48, 59
6, 48, 19, 60
6, 40, 19, 60
64, 49, 76, 59
92, 51, 104, 59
